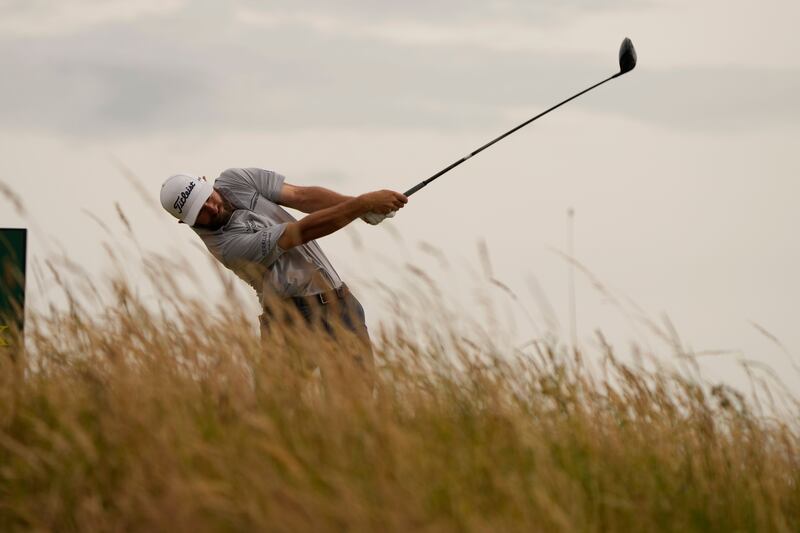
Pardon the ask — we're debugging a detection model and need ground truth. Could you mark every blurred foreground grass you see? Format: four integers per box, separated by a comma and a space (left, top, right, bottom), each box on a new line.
1, 263, 798, 532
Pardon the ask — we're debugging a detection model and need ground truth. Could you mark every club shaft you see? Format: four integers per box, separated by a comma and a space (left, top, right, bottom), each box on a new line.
404, 71, 621, 197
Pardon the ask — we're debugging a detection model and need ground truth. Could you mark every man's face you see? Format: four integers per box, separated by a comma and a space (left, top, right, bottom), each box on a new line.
194, 187, 230, 228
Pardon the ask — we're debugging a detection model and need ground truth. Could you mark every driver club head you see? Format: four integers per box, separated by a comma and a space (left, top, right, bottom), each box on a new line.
618, 37, 637, 74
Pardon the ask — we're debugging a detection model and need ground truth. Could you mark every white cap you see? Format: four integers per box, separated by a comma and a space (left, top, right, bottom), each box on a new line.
160, 174, 214, 226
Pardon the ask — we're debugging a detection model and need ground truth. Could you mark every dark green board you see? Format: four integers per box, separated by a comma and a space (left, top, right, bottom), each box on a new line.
0, 228, 26, 348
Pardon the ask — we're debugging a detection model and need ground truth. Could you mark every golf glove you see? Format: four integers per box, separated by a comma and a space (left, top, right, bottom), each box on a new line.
361, 210, 396, 225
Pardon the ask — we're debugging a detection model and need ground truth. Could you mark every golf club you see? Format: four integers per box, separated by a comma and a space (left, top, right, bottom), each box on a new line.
403, 37, 637, 197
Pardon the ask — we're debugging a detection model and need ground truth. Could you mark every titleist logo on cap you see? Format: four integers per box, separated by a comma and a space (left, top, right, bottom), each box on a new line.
173, 181, 196, 213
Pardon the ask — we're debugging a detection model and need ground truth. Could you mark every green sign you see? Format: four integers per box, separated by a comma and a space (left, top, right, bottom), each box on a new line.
0, 228, 26, 349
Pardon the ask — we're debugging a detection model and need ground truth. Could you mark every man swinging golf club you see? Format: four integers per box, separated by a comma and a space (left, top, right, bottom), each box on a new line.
160, 168, 407, 363
159, 37, 636, 370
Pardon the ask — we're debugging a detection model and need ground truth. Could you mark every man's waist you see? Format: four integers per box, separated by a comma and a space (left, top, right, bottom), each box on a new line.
261, 283, 349, 308
292, 283, 349, 306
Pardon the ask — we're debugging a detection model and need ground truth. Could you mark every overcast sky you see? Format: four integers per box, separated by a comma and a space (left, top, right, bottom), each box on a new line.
1, 0, 799, 394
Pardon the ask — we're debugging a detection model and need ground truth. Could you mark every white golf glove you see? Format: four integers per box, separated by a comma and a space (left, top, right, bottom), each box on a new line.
360, 210, 396, 225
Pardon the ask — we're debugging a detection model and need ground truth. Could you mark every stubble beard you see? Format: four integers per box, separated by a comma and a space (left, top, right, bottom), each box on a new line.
196, 191, 235, 231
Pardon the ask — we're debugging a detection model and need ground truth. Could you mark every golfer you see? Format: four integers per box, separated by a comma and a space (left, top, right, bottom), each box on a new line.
160, 168, 407, 357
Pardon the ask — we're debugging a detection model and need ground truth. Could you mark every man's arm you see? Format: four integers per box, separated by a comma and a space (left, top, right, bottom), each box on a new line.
279, 183, 352, 213
278, 190, 407, 250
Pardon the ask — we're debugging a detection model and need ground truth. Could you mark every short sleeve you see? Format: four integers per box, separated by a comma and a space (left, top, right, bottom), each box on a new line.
220, 223, 288, 268
249, 168, 285, 202
219, 168, 284, 203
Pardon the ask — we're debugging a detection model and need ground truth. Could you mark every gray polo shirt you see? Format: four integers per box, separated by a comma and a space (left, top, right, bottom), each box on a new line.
192, 168, 343, 303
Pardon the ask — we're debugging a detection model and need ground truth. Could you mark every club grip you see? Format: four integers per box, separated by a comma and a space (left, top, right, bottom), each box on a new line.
403, 183, 425, 197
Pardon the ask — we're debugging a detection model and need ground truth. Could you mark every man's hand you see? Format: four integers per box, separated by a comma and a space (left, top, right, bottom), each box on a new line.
361, 210, 396, 225
358, 190, 407, 214
358, 190, 406, 224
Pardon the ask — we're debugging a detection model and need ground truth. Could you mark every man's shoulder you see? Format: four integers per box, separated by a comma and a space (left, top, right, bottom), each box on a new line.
215, 168, 261, 207
216, 168, 248, 187
215, 168, 285, 206
217, 167, 278, 182
216, 168, 279, 192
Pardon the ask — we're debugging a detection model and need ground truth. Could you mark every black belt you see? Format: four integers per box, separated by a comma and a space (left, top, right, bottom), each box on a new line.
292, 284, 349, 306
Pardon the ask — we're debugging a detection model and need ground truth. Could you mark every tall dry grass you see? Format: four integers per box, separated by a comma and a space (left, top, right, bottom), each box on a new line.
1, 256, 799, 532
